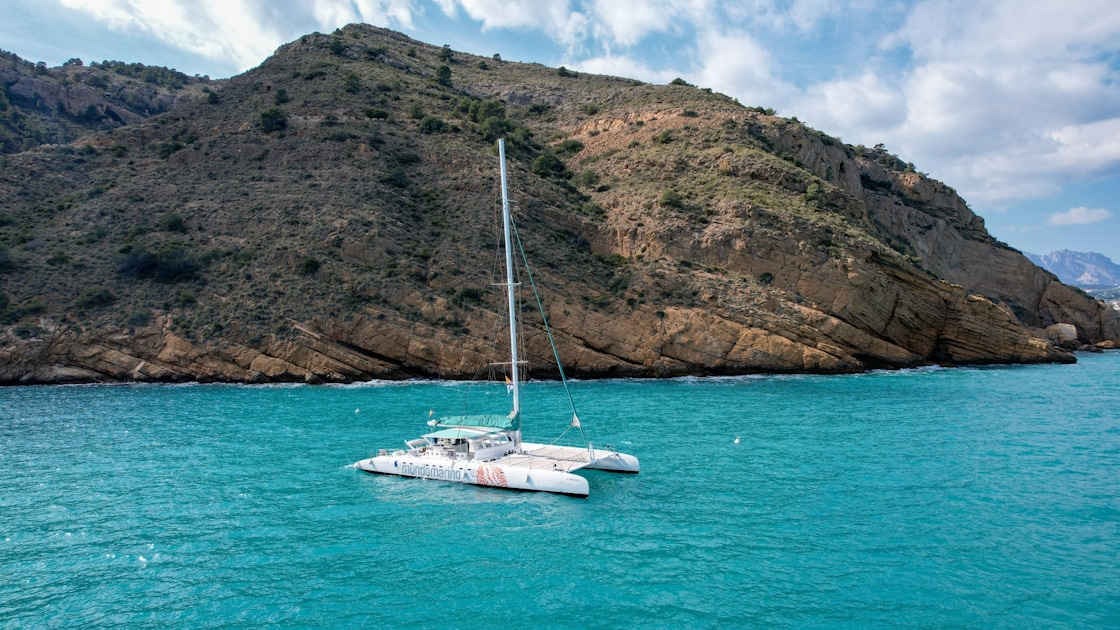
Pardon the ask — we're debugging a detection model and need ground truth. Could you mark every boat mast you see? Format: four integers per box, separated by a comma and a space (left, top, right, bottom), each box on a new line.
498, 139, 520, 419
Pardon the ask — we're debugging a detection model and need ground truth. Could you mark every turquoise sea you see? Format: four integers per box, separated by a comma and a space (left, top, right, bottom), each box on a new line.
2, 353, 1119, 628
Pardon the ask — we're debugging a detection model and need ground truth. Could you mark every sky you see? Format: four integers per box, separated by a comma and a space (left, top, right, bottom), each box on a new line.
3, 0, 1120, 261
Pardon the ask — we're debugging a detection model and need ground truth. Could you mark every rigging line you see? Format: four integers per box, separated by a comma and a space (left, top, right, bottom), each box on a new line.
548, 424, 573, 446
515, 269, 527, 383
509, 216, 588, 444
459, 362, 488, 417
444, 362, 492, 442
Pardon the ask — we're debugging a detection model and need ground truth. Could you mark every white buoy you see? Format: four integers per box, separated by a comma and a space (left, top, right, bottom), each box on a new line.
733, 436, 740, 444
355, 408, 360, 414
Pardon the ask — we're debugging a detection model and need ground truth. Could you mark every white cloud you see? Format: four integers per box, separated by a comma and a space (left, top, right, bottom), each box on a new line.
794, 72, 906, 139
587, 0, 712, 46
1047, 207, 1112, 226
434, 0, 715, 48
56, 0, 418, 72
892, 0, 1120, 63
724, 0, 848, 33
570, 54, 677, 84
693, 28, 795, 107
435, 0, 584, 41
789, 0, 1120, 205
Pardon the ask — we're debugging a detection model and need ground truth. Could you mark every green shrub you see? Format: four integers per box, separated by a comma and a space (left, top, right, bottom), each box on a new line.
454, 287, 485, 305
75, 287, 116, 309
274, 88, 290, 105
580, 103, 600, 115
531, 153, 566, 178
759, 272, 774, 285
382, 166, 409, 188
0, 247, 15, 273
119, 246, 198, 282
156, 141, 184, 158
581, 201, 605, 217
479, 116, 510, 142
574, 169, 600, 188
556, 139, 584, 156
120, 248, 158, 277
669, 77, 693, 86
206, 92, 220, 104
127, 311, 151, 327
653, 130, 673, 144
260, 107, 287, 133
154, 248, 199, 282
175, 290, 197, 306
160, 212, 186, 233
299, 257, 321, 275
477, 60, 489, 70
14, 327, 39, 339
407, 101, 425, 119
344, 72, 360, 93
22, 300, 46, 316
557, 66, 573, 78
438, 46, 453, 62
473, 99, 506, 122
435, 65, 451, 86
364, 108, 389, 119
46, 250, 71, 266
659, 189, 683, 208
323, 131, 358, 142
419, 116, 446, 134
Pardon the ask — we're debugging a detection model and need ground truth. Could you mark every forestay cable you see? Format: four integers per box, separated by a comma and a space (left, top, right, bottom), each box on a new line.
509, 216, 588, 444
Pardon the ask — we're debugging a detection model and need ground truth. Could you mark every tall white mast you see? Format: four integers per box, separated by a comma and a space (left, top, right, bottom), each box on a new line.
498, 139, 520, 419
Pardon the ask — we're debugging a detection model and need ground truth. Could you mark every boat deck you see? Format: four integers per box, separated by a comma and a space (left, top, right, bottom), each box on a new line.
491, 444, 593, 473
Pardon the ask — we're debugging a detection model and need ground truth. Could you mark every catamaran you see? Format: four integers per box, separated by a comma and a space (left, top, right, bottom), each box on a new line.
354, 139, 639, 497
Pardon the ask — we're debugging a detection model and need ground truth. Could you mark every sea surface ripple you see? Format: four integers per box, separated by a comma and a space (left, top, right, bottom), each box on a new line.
2, 353, 1119, 628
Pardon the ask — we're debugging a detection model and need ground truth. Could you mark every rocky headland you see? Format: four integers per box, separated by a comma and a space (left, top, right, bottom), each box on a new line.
1, 25, 1117, 385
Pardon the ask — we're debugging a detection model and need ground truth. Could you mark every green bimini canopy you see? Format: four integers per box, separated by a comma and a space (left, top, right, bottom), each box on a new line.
436, 413, 521, 432
423, 427, 503, 440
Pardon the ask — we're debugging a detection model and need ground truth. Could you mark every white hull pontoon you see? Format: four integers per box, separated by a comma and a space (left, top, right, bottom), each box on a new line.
354, 139, 639, 497
355, 442, 638, 498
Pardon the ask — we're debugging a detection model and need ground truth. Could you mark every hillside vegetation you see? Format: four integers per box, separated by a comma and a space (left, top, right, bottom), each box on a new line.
0, 49, 214, 153
1, 25, 1117, 384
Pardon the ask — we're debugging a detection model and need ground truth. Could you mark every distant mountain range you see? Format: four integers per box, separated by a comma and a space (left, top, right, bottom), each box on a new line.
1026, 250, 1120, 289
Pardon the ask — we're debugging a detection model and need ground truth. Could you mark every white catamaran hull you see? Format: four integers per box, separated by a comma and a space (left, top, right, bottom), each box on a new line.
356, 454, 591, 497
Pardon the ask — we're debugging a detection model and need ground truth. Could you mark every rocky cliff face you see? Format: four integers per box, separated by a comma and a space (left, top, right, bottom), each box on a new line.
0, 25, 1114, 385
1, 49, 213, 153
